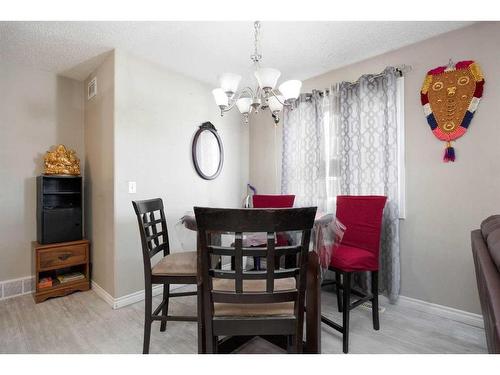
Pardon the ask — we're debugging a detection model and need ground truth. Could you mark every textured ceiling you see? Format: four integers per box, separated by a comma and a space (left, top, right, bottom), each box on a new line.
0, 21, 473, 85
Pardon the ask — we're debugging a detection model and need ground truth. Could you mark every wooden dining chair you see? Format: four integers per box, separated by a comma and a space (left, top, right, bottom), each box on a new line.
194, 206, 317, 353
132, 198, 198, 354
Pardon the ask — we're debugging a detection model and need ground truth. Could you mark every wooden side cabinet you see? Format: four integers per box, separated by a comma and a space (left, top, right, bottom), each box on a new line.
32, 239, 90, 303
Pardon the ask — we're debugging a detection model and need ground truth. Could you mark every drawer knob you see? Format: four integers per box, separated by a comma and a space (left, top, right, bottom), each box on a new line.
58, 253, 71, 261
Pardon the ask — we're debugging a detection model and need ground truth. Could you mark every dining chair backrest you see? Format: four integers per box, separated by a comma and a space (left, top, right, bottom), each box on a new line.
194, 207, 316, 311
252, 194, 295, 208
132, 198, 171, 273
335, 195, 387, 255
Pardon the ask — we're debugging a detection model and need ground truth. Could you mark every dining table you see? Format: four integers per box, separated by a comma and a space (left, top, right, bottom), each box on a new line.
180, 211, 341, 354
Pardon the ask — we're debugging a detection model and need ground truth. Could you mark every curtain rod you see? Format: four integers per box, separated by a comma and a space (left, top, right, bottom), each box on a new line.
303, 64, 412, 98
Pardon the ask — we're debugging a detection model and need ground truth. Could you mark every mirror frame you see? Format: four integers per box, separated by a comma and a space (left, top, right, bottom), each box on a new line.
192, 122, 224, 180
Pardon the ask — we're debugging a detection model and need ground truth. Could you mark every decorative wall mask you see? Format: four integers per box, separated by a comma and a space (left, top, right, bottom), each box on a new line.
420, 60, 485, 162
43, 144, 81, 175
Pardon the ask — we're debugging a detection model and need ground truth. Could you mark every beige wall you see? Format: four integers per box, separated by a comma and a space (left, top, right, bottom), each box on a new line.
81, 50, 249, 299
250, 22, 500, 313
112, 51, 249, 298
84, 52, 116, 296
0, 63, 84, 282
249, 110, 283, 194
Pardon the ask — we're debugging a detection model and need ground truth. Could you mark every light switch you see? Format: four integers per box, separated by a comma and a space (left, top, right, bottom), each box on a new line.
128, 181, 137, 194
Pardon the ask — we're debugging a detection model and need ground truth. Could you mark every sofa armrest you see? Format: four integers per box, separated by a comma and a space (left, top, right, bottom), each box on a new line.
471, 229, 500, 353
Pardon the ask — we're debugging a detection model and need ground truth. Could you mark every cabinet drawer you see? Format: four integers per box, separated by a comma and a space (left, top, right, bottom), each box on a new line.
39, 245, 87, 270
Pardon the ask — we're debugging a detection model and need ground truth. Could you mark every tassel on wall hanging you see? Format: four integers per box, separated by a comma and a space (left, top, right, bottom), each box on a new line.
420, 60, 485, 162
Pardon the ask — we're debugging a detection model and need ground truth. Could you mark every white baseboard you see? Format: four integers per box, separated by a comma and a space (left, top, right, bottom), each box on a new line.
382, 295, 484, 329
91, 280, 187, 309
113, 284, 165, 309
90, 280, 115, 307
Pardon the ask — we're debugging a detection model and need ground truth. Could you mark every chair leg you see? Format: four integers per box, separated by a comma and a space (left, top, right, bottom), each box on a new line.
335, 271, 343, 312
285, 254, 297, 268
254, 256, 261, 270
371, 271, 380, 331
275, 255, 281, 269
342, 272, 351, 354
204, 305, 215, 354
143, 285, 153, 354
160, 283, 170, 332
197, 283, 206, 354
287, 335, 298, 354
205, 333, 215, 354
213, 336, 218, 354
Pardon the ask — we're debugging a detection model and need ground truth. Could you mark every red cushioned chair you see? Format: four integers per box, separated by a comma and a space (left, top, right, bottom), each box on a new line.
322, 195, 387, 353
252, 194, 295, 209
251, 195, 295, 270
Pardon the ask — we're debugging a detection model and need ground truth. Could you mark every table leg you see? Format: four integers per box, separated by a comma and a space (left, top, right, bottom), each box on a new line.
305, 251, 321, 353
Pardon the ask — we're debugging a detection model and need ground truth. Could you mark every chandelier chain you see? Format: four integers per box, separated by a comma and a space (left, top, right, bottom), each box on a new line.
250, 21, 262, 64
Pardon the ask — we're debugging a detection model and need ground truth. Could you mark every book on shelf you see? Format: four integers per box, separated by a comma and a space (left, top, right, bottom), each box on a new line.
57, 272, 85, 284
38, 277, 53, 289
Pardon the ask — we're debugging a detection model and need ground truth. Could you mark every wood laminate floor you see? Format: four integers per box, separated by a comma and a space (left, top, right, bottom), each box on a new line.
0, 284, 487, 354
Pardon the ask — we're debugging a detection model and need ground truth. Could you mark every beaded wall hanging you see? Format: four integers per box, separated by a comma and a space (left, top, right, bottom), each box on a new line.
420, 60, 485, 162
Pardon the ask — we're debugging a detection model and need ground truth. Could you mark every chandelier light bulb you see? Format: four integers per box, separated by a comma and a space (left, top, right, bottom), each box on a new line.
219, 73, 242, 96
254, 68, 281, 91
212, 88, 229, 108
268, 95, 285, 113
279, 80, 302, 101
236, 97, 253, 114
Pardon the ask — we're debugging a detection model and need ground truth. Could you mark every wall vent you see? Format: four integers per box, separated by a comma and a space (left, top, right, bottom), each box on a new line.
87, 77, 97, 100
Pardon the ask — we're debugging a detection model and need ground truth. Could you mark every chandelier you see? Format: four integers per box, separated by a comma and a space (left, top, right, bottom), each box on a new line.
212, 21, 302, 125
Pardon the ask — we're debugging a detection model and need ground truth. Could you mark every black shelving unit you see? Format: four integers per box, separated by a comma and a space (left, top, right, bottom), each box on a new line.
36, 175, 83, 244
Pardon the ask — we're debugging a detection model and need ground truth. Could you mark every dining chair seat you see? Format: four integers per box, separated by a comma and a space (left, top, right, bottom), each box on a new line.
330, 245, 379, 272
151, 251, 197, 276
212, 278, 296, 317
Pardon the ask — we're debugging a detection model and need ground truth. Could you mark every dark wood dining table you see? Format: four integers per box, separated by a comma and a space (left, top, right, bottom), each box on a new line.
181, 214, 323, 354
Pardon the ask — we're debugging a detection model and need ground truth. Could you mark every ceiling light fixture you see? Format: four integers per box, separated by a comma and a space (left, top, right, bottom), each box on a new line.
212, 21, 302, 125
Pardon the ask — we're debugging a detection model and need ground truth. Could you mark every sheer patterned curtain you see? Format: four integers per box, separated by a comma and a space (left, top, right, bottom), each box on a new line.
334, 67, 400, 302
281, 91, 341, 214
282, 67, 401, 302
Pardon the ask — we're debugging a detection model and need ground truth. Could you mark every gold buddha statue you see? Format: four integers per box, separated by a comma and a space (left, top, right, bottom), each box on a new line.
43, 144, 81, 175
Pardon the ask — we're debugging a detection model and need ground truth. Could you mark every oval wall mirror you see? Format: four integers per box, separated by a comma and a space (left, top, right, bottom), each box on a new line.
192, 122, 224, 180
